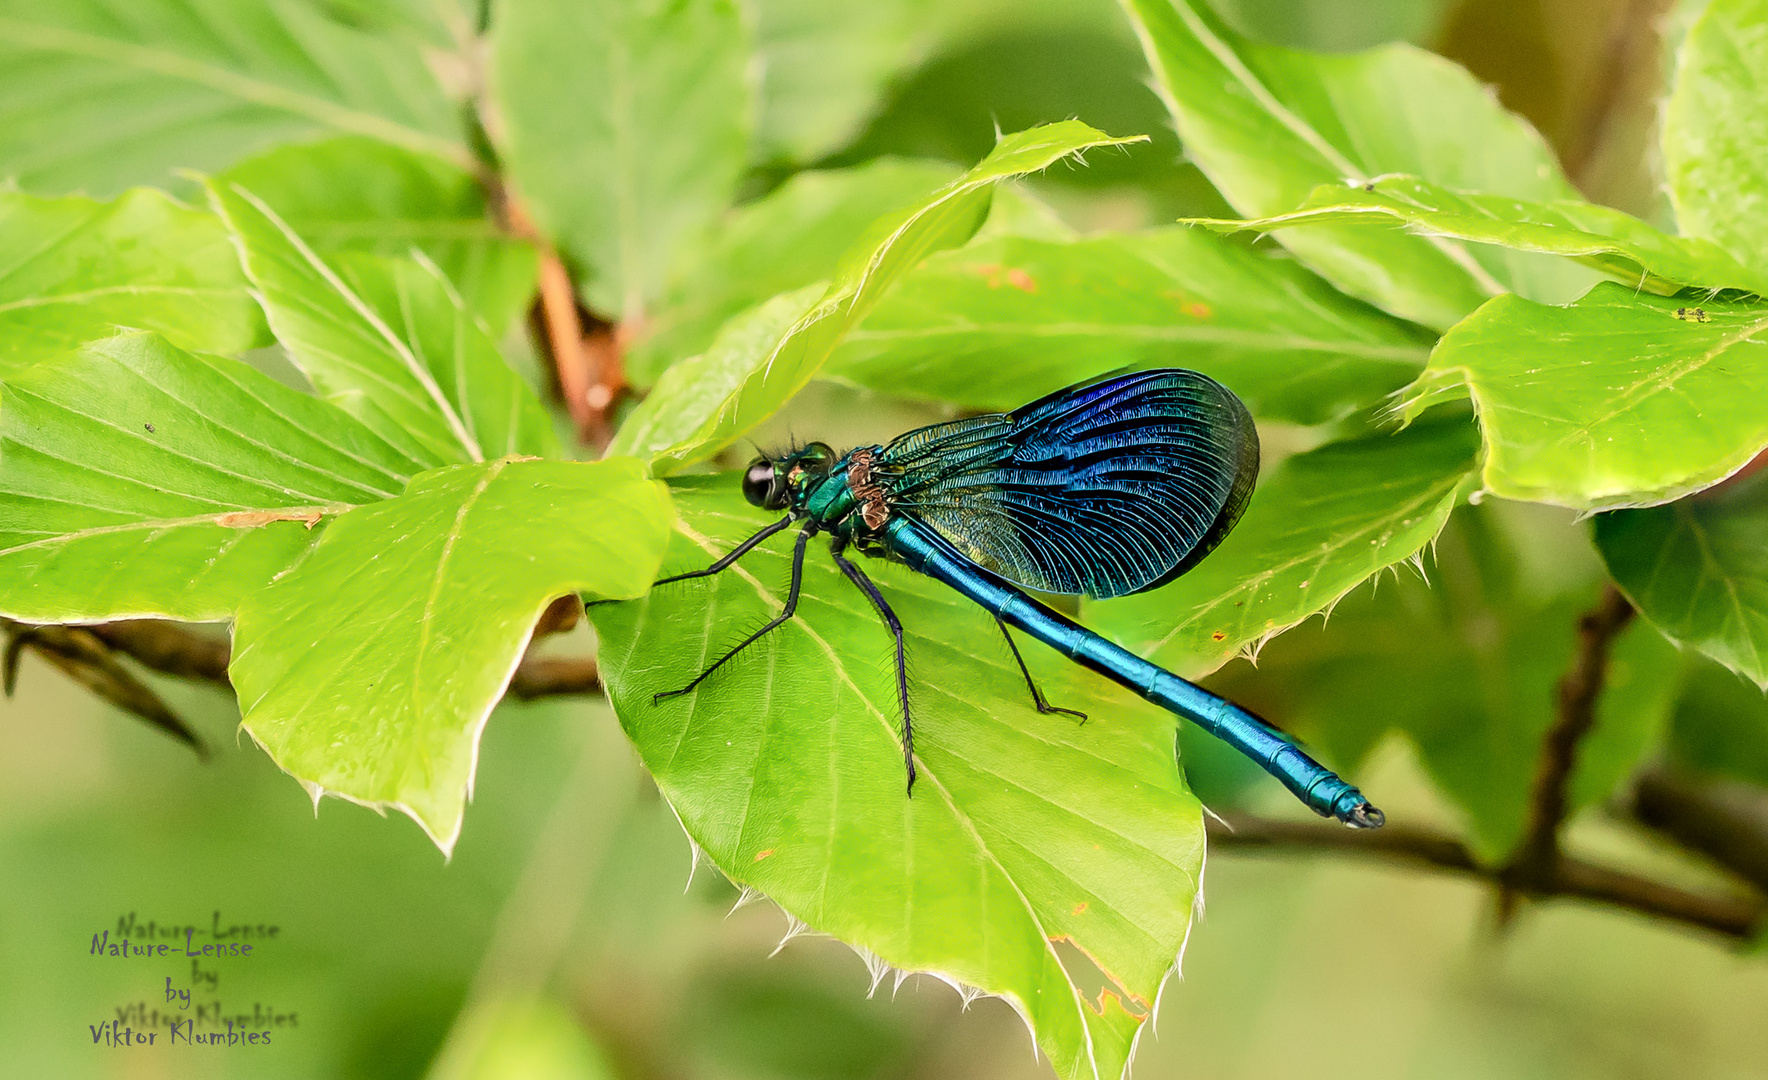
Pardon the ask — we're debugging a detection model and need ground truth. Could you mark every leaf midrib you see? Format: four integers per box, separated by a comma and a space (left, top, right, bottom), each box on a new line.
673, 513, 1125, 1077
0, 506, 339, 558
230, 185, 484, 462
0, 16, 473, 168
1152, 1, 1506, 297
1505, 308, 1768, 453
844, 322, 1429, 361
0, 285, 244, 314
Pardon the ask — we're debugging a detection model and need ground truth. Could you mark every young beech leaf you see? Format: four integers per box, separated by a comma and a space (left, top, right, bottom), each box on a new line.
0, 188, 267, 377
0, 333, 423, 623
1189, 174, 1767, 298
233, 456, 672, 856
1400, 284, 1768, 510
827, 226, 1434, 426
1599, 467, 1768, 688
210, 180, 559, 468
589, 478, 1201, 1080
1664, 0, 1768, 270
217, 137, 541, 336
628, 159, 959, 385
0, 0, 468, 196
629, 121, 1148, 476
1120, 0, 1588, 328
491, 0, 751, 321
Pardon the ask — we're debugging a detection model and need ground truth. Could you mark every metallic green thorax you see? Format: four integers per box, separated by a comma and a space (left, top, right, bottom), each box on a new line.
788, 444, 893, 550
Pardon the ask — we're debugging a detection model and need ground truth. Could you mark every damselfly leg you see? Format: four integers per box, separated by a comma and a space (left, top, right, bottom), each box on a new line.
828, 537, 916, 792
587, 517, 793, 609
995, 618, 1086, 722
653, 525, 814, 704
651, 516, 793, 589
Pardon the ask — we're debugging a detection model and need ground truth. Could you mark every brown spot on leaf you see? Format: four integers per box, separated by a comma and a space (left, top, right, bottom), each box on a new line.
753, 849, 775, 862
1211, 631, 1227, 641
215, 509, 324, 529
1005, 267, 1037, 293
1072, 901, 1088, 915
1182, 301, 1213, 319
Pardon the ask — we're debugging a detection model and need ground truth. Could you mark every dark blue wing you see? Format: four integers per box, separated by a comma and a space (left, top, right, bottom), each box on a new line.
876, 369, 1257, 598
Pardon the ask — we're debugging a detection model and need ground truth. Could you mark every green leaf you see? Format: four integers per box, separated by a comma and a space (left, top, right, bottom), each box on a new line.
1089, 411, 1480, 677
607, 285, 826, 462
0, 333, 423, 623
1666, 653, 1768, 787
588, 478, 1201, 1080
628, 122, 1146, 474
1400, 283, 1768, 510
751, 0, 927, 166
490, 0, 752, 321
315, 0, 475, 47
233, 455, 672, 854
0, 188, 267, 376
1190, 174, 1768, 297
826, 226, 1433, 426
218, 137, 541, 335
1663, 0, 1768, 268
330, 253, 560, 460
1598, 468, 1768, 688
1120, 0, 1587, 328
628, 159, 959, 386
1208, 506, 1681, 858
1206, 0, 1456, 50
211, 181, 558, 467
0, 0, 468, 197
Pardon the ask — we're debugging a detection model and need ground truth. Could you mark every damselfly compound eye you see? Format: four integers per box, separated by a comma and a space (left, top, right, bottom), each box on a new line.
743, 459, 787, 510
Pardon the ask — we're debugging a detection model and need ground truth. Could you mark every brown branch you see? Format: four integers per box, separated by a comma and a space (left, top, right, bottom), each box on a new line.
1561, 0, 1665, 192
2, 618, 208, 757
59, 615, 600, 703
533, 247, 602, 443
1505, 584, 1636, 894
500, 198, 623, 449
1631, 764, 1768, 896
1207, 813, 1764, 942
84, 620, 230, 683
506, 656, 602, 699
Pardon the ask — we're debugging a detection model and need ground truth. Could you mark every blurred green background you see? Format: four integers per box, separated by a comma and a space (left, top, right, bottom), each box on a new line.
9, 635, 1768, 1079
7, 0, 1768, 1077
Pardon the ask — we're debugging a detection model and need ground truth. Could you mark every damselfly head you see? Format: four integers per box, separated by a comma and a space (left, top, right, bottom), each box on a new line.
743, 458, 787, 510
744, 443, 837, 511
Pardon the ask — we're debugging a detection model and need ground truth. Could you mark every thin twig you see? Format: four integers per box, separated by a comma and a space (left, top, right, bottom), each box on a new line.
2, 618, 208, 757
506, 657, 602, 699
499, 197, 621, 448
1505, 584, 1636, 896
1562, 0, 1665, 192
582, 315, 629, 442
85, 620, 230, 683
1631, 764, 1768, 896
64, 616, 600, 701
1207, 813, 1763, 941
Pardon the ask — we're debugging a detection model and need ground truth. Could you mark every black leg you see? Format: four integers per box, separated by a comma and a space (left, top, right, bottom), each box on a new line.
651, 516, 793, 589
829, 539, 916, 794
592, 517, 793, 606
996, 618, 1086, 722
654, 525, 813, 703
